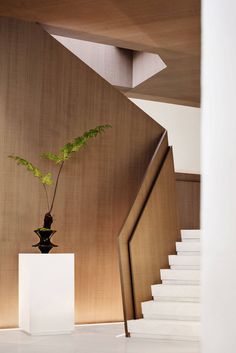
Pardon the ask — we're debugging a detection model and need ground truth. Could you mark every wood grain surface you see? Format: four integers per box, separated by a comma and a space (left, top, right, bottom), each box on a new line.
129, 148, 180, 319
118, 131, 168, 325
0, 17, 164, 327
175, 173, 201, 229
0, 0, 200, 106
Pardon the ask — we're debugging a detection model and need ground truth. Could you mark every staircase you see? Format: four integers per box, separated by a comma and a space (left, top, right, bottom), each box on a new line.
128, 230, 201, 341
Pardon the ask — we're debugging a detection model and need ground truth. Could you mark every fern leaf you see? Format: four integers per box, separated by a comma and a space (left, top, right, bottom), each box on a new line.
41, 152, 61, 163
33, 167, 42, 178
41, 172, 53, 186
59, 124, 111, 161
40, 125, 111, 164
8, 155, 54, 185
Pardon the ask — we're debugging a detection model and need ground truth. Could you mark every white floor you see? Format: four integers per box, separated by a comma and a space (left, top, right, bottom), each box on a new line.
0, 323, 200, 353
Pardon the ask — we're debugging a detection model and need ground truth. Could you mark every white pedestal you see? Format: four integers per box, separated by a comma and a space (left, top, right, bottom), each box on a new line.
19, 254, 74, 335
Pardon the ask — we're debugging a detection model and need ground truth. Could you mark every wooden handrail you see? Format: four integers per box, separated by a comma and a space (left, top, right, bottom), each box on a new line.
128, 134, 169, 244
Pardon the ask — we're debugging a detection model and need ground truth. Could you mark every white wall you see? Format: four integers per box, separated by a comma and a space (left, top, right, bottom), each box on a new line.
52, 35, 133, 88
202, 1, 236, 352
130, 98, 201, 174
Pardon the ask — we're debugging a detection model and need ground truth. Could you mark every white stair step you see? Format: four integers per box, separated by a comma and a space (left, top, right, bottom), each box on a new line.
152, 284, 200, 302
171, 265, 200, 270
176, 242, 201, 254
169, 255, 200, 270
178, 251, 201, 256
128, 319, 200, 341
142, 300, 200, 321
169, 255, 200, 266
181, 230, 201, 242
161, 269, 200, 285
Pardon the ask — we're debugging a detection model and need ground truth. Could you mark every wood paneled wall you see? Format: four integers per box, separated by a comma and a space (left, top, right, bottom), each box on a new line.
175, 173, 201, 229
0, 17, 165, 327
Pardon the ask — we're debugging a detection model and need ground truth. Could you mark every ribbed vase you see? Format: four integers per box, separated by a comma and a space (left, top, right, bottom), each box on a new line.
32, 229, 58, 254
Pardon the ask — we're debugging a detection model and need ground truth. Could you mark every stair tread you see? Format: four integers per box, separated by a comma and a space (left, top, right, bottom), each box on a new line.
181, 230, 201, 238
176, 242, 201, 252
181, 231, 200, 244
177, 252, 201, 256
152, 284, 200, 299
161, 269, 200, 278
169, 255, 201, 266
170, 265, 200, 270
161, 269, 200, 285
142, 300, 200, 320
128, 318, 200, 340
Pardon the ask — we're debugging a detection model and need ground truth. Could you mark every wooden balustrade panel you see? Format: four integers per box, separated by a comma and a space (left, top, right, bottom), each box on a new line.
118, 131, 168, 323
129, 148, 180, 319
0, 17, 165, 327
175, 173, 201, 229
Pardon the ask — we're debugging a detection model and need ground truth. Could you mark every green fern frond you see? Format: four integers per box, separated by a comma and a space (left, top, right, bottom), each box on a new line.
59, 124, 112, 161
41, 172, 53, 186
42, 124, 111, 164
8, 155, 54, 186
40, 152, 61, 164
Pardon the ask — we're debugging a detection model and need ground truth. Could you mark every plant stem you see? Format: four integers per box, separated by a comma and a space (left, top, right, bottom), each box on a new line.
43, 184, 50, 212
49, 161, 64, 213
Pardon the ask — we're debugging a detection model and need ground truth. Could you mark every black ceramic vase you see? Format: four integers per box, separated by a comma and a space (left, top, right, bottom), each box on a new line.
32, 229, 58, 254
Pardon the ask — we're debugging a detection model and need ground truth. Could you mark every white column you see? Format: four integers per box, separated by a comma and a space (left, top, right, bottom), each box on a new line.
202, 1, 236, 352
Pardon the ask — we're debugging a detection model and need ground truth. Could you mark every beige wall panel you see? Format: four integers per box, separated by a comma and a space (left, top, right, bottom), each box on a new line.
0, 17, 165, 327
175, 173, 201, 229
0, 271, 18, 328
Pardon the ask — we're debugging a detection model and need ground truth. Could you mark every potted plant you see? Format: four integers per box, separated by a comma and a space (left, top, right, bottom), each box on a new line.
9, 125, 111, 253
